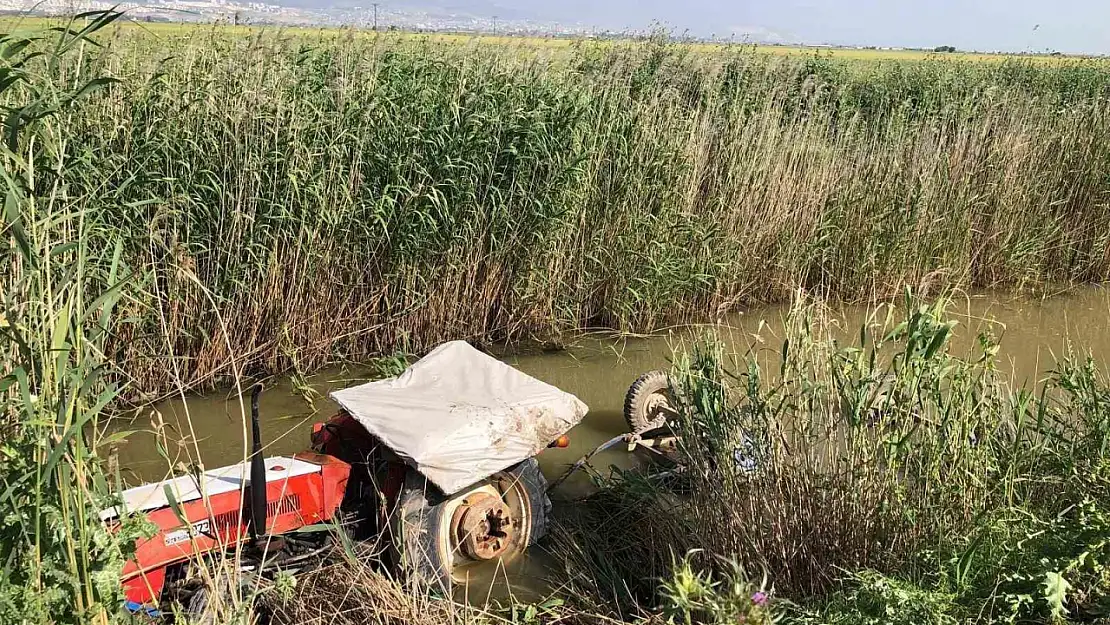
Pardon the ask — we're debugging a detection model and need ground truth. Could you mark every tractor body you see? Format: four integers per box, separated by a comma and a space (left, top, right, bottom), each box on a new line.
108, 453, 350, 611
107, 341, 588, 614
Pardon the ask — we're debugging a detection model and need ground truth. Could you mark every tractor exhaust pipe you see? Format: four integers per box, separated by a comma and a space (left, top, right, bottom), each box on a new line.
248, 383, 267, 542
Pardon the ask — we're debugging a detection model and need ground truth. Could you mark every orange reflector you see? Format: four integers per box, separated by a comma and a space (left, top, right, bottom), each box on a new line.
548, 435, 570, 449
312, 422, 324, 435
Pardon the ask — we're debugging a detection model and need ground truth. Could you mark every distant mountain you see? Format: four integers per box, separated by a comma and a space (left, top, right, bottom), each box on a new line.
311, 1, 760, 38
4, 0, 776, 41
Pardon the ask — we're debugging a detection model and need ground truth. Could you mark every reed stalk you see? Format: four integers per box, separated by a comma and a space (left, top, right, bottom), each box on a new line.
17, 27, 1110, 395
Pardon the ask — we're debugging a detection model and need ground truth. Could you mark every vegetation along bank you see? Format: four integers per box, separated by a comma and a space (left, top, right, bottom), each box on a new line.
5, 25, 1110, 394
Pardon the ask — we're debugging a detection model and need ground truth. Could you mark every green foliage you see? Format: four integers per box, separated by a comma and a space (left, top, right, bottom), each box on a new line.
1043, 572, 1071, 622
0, 12, 148, 625
658, 552, 777, 625
371, 352, 412, 379
11, 28, 1110, 394
554, 295, 1110, 624
271, 571, 297, 604
801, 570, 959, 625
505, 597, 565, 625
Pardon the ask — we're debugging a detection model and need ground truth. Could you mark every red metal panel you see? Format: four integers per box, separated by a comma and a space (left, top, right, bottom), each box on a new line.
120, 454, 350, 606
121, 565, 165, 605
294, 452, 350, 514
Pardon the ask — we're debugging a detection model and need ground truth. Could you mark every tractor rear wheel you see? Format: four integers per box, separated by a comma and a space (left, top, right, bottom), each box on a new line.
394, 459, 548, 591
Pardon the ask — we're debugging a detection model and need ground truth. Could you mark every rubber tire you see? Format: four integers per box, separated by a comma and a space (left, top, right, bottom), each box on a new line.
395, 458, 549, 592
181, 581, 227, 625
624, 370, 674, 433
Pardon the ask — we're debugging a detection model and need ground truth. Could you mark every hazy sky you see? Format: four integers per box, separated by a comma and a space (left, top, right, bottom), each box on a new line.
511, 0, 1110, 54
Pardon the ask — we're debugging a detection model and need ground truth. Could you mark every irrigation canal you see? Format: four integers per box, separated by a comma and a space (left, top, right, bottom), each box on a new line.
107, 287, 1110, 599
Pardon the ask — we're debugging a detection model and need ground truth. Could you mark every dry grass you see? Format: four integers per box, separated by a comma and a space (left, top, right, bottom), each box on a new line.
259, 558, 646, 625
263, 564, 484, 625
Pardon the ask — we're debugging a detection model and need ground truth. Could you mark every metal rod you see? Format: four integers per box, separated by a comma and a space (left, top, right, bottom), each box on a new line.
249, 384, 267, 542
546, 434, 628, 494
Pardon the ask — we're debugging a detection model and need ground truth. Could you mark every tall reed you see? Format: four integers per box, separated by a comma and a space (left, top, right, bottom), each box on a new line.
16, 28, 1110, 395
0, 13, 156, 624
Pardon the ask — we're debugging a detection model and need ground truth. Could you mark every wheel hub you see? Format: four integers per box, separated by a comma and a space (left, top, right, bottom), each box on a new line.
645, 392, 669, 416
640, 391, 675, 429
451, 492, 515, 561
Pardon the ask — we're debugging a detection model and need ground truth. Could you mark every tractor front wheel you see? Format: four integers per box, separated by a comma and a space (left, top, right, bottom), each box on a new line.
624, 369, 678, 433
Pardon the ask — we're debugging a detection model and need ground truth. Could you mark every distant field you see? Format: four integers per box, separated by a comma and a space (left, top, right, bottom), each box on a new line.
0, 14, 1096, 64
404, 36, 1098, 64
745, 44, 1099, 63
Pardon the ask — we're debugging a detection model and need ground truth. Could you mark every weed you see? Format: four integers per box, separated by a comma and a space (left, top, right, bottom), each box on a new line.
552, 294, 1110, 624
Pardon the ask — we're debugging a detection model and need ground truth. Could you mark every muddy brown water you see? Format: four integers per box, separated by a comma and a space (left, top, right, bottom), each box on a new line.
107, 288, 1110, 600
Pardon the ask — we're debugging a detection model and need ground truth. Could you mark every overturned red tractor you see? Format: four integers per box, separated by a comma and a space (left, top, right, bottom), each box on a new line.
103, 341, 585, 616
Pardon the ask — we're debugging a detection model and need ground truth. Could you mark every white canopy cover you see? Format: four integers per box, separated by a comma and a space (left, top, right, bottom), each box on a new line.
330, 341, 588, 495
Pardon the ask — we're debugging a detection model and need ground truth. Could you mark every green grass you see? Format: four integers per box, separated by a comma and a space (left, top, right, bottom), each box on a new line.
0, 14, 155, 623
5, 24, 1104, 396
